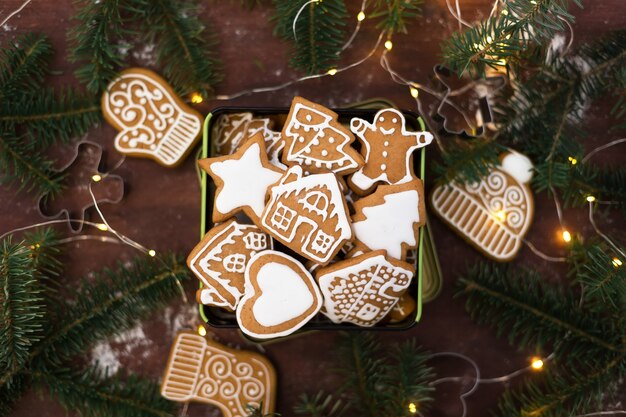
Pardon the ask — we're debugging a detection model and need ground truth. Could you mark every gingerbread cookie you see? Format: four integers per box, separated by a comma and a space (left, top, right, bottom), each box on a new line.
187, 219, 273, 310
212, 112, 253, 155
430, 151, 534, 261
316, 250, 414, 327
236, 251, 322, 339
386, 293, 416, 323
161, 331, 276, 417
281, 97, 363, 175
102, 68, 203, 167
348, 108, 433, 195
261, 165, 352, 265
199, 133, 285, 224
237, 118, 286, 169
351, 180, 426, 260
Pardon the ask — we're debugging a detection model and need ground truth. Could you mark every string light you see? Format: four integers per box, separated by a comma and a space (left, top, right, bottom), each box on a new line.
357, 11, 365, 21
568, 156, 578, 165
148, 249, 157, 257
408, 402, 418, 414
410, 86, 419, 98
562, 230, 572, 243
197, 324, 207, 336
384, 39, 393, 51
613, 257, 623, 268
586, 195, 596, 202
96, 223, 108, 231
530, 357, 544, 371
91, 174, 102, 182
190, 93, 203, 104
327, 68, 338, 75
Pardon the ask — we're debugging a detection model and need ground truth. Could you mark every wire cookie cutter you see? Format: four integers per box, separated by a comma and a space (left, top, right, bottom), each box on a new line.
37, 141, 125, 233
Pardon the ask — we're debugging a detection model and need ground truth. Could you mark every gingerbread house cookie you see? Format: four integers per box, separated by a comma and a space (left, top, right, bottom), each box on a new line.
260, 166, 352, 265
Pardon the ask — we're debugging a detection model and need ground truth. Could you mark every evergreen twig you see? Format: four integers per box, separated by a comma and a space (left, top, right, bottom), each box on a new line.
294, 392, 347, 417
370, 0, 423, 35
0, 33, 52, 100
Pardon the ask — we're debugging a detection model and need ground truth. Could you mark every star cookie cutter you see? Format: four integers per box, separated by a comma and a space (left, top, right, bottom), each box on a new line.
430, 64, 506, 139
38, 141, 125, 233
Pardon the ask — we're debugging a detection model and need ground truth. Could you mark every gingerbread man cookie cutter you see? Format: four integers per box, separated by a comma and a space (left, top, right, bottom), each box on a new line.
37, 141, 124, 233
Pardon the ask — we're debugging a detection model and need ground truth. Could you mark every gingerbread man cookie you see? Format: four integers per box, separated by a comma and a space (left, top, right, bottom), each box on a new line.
102, 68, 203, 167
281, 97, 363, 175
199, 133, 285, 224
161, 331, 276, 417
348, 108, 433, 195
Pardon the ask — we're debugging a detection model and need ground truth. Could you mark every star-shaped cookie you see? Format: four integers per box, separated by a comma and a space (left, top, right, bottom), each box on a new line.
199, 133, 285, 224
348, 108, 433, 195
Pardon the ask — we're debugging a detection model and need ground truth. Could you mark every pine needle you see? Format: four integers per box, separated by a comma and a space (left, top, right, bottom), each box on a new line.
0, 32, 52, 100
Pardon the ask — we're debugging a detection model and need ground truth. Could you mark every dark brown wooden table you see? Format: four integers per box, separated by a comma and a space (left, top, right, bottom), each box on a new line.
1, 1, 624, 416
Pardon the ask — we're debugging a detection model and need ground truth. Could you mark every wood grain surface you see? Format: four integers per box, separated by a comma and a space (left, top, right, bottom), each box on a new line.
1, 1, 624, 416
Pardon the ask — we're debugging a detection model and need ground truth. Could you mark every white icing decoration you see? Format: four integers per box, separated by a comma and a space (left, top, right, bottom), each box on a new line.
430, 155, 534, 261
283, 101, 360, 174
103, 71, 201, 166
236, 251, 322, 339
352, 188, 421, 260
252, 263, 314, 326
210, 142, 284, 218
261, 166, 352, 264
160, 332, 274, 417
500, 152, 534, 184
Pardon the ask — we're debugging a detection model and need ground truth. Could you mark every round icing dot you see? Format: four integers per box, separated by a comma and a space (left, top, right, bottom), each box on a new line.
321, 150, 328, 156
382, 151, 388, 157
147, 114, 155, 121
392, 118, 397, 123
379, 116, 385, 122
500, 151, 534, 184
139, 98, 147, 104
299, 136, 305, 143
329, 137, 335, 143
132, 130, 139, 136
157, 132, 163, 138
306, 114, 312, 122
150, 144, 156, 150
381, 164, 387, 170
384, 141, 389, 146
168, 118, 175, 123
312, 138, 320, 145
113, 108, 121, 114
120, 83, 127, 89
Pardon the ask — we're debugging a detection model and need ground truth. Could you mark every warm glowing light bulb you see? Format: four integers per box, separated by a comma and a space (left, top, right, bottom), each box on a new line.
562, 230, 572, 243
327, 68, 337, 76
496, 59, 507, 66
96, 223, 108, 231
495, 210, 506, 221
612, 257, 623, 268
502, 9, 509, 15
586, 195, 596, 202
148, 249, 156, 257
568, 156, 577, 165
357, 11, 365, 21
384, 40, 393, 51
191, 93, 203, 104
408, 402, 418, 414
410, 87, 419, 98
531, 357, 544, 370
92, 174, 102, 182
197, 325, 207, 336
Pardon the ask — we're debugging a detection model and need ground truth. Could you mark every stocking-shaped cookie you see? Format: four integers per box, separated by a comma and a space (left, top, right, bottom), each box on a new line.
161, 332, 276, 417
348, 108, 433, 195
102, 68, 203, 167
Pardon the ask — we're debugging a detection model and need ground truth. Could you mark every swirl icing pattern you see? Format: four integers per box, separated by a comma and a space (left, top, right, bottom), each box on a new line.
161, 332, 276, 417
102, 68, 203, 167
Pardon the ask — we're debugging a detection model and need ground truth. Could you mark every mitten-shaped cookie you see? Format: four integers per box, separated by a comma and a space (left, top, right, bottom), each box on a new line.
102, 68, 203, 167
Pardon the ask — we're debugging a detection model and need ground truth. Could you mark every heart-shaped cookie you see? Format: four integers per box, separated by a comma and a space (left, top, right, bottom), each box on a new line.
236, 251, 322, 339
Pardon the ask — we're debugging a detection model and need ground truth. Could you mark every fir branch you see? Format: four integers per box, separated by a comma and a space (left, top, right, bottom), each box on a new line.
68, 0, 129, 94
434, 137, 504, 184
575, 244, 626, 308
457, 263, 624, 362
34, 254, 189, 365
497, 355, 625, 417
370, 0, 423, 35
0, 33, 52, 100
0, 88, 101, 147
442, 0, 582, 76
23, 228, 62, 281
128, 0, 222, 98
0, 239, 46, 376
336, 332, 391, 417
0, 373, 27, 415
34, 366, 176, 417
294, 392, 348, 417
273, 0, 348, 75
0, 128, 64, 199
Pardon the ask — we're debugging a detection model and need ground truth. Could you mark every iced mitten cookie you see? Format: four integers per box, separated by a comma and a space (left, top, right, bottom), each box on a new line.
281, 97, 363, 175
187, 219, 273, 310
236, 251, 322, 339
430, 151, 534, 261
102, 68, 203, 167
261, 166, 352, 265
161, 331, 276, 417
199, 133, 285, 224
352, 180, 426, 261
316, 250, 414, 327
348, 108, 433, 195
